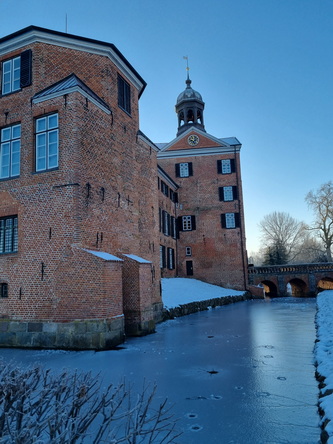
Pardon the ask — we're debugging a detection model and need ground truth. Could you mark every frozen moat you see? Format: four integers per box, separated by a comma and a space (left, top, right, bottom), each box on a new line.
0, 298, 320, 443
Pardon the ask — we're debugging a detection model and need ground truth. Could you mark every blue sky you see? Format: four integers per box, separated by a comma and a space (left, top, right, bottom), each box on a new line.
1, 0, 332, 253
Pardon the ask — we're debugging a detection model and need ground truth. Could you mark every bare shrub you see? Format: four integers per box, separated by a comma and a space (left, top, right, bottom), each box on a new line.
0, 363, 181, 443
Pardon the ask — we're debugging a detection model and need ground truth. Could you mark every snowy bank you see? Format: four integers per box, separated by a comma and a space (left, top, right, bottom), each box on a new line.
315, 290, 333, 443
161, 278, 258, 318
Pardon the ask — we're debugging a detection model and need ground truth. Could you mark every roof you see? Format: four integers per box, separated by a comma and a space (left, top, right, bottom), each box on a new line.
83, 249, 123, 261
123, 254, 151, 264
32, 73, 111, 114
0, 25, 146, 97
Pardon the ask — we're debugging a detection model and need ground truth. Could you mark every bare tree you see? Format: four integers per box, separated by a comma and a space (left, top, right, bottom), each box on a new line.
305, 181, 333, 262
259, 211, 308, 264
0, 363, 181, 443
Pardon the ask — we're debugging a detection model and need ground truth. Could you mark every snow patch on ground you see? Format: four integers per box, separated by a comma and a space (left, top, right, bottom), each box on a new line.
162, 278, 246, 309
314, 290, 333, 442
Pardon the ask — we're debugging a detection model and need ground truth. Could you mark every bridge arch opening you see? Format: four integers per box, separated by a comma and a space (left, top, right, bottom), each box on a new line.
261, 280, 278, 297
287, 278, 307, 297
317, 277, 333, 292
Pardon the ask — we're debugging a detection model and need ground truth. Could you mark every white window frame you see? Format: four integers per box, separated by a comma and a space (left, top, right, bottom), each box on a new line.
0, 124, 21, 179
186, 246, 192, 256
36, 114, 59, 172
179, 162, 189, 177
225, 213, 236, 229
182, 215, 192, 231
2, 56, 20, 95
0, 215, 18, 254
221, 159, 231, 174
223, 186, 233, 201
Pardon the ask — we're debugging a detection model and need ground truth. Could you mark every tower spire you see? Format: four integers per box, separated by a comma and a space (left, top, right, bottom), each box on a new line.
183, 55, 190, 78
175, 57, 205, 136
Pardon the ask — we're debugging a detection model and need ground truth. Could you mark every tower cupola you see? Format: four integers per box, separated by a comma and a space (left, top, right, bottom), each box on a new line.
175, 72, 205, 136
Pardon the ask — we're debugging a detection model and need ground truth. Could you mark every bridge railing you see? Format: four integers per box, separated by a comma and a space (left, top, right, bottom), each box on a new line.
248, 262, 333, 276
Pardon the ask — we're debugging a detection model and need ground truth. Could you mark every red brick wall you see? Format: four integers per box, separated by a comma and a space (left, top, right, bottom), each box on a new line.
0, 35, 162, 339
158, 151, 248, 290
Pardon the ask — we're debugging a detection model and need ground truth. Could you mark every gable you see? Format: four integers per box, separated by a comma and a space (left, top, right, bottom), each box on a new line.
32, 73, 111, 114
157, 128, 241, 159
166, 131, 222, 152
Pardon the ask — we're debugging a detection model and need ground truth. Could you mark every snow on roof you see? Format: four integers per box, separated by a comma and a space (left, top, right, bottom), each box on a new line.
123, 254, 151, 264
155, 143, 168, 150
83, 249, 123, 261
220, 137, 241, 146
162, 277, 246, 309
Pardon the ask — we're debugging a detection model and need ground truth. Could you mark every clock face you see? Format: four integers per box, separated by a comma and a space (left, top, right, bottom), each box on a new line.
188, 134, 199, 146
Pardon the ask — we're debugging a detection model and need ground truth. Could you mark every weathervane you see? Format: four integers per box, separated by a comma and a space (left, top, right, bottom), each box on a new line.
183, 56, 190, 79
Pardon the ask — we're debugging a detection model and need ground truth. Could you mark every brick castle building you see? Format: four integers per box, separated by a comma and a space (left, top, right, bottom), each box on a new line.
0, 26, 247, 349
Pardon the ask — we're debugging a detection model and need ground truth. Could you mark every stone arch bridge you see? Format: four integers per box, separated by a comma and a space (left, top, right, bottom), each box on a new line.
248, 262, 333, 297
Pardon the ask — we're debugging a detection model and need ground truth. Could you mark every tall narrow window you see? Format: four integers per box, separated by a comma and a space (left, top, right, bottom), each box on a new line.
167, 247, 175, 270
118, 74, 131, 114
0, 124, 21, 179
0, 216, 18, 253
36, 113, 59, 172
0, 283, 8, 298
2, 56, 20, 94
160, 245, 166, 269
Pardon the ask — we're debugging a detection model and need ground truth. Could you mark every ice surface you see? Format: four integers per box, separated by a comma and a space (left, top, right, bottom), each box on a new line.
0, 280, 321, 443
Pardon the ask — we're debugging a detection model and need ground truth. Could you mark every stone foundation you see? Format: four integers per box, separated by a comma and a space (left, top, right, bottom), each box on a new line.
162, 292, 263, 319
0, 316, 125, 350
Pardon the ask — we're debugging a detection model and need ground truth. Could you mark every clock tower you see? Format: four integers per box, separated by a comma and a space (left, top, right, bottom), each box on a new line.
175, 73, 205, 137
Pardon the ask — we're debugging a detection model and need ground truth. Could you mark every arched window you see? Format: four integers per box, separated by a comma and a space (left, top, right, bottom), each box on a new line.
187, 109, 194, 123
178, 111, 184, 125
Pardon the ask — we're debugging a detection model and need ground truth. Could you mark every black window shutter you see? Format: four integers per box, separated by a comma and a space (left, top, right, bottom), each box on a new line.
218, 187, 223, 201
235, 213, 240, 228
188, 162, 193, 176
162, 210, 166, 234
230, 159, 236, 173
217, 160, 222, 174
174, 192, 178, 203
159, 208, 162, 232
162, 245, 166, 268
191, 215, 196, 230
167, 213, 171, 235
20, 49, 32, 88
167, 248, 171, 269
233, 186, 238, 200
177, 216, 183, 233
175, 164, 180, 177
221, 214, 226, 228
